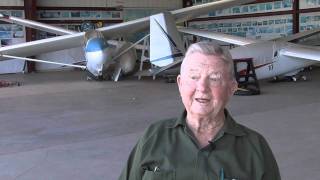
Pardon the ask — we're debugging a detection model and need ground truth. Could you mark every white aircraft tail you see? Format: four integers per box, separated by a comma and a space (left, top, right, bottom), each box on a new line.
149, 11, 185, 67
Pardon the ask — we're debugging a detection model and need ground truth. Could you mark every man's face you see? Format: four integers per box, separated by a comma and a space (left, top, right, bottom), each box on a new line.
177, 52, 237, 118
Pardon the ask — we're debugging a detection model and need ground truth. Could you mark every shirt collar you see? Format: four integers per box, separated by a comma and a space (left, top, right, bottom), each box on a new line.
168, 110, 187, 128
168, 109, 246, 137
221, 109, 246, 136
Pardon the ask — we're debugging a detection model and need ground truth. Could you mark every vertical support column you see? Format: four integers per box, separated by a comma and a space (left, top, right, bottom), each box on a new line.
182, 0, 193, 8
24, 0, 37, 72
182, 0, 193, 27
292, 0, 299, 34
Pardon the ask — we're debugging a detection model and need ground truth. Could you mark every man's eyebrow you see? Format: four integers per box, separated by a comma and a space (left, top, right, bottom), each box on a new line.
188, 68, 200, 72
208, 71, 223, 75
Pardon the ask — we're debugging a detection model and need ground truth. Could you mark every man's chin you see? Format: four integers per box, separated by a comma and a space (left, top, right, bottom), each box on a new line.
189, 107, 223, 118
190, 109, 214, 117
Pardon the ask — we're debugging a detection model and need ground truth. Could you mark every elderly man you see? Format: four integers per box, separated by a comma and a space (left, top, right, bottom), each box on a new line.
119, 41, 281, 180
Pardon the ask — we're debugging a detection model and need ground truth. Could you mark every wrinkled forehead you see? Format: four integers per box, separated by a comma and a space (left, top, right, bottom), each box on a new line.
182, 53, 228, 73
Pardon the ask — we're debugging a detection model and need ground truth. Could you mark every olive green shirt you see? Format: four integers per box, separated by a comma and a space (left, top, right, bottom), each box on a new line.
119, 110, 281, 180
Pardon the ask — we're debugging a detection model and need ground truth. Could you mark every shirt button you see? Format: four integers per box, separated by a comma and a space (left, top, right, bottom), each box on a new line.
211, 144, 216, 150
208, 141, 216, 150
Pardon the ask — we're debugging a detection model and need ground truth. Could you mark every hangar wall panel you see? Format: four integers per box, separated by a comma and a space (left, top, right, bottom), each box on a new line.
189, 15, 293, 40
37, 0, 107, 7
188, 0, 294, 40
108, 0, 182, 9
300, 0, 320, 9
0, 0, 23, 6
193, 0, 293, 19
0, 10, 25, 74
37, 0, 182, 9
300, 12, 320, 31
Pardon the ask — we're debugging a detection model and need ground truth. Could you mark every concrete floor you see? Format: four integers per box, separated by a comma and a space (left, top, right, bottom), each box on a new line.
0, 68, 319, 180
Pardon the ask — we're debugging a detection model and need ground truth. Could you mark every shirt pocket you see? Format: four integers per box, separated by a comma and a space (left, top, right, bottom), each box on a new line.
142, 170, 175, 180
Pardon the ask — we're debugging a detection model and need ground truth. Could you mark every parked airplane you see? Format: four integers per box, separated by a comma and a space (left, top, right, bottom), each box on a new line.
178, 27, 320, 81
0, 0, 254, 81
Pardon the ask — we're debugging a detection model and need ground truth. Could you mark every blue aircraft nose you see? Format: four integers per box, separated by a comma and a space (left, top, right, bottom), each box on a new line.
85, 38, 108, 52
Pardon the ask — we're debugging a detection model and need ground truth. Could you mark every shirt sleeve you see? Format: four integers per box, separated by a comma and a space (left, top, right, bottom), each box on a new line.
118, 138, 145, 180
260, 136, 281, 180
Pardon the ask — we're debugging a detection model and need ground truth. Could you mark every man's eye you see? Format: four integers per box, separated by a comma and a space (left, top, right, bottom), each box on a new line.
190, 76, 199, 80
209, 77, 219, 81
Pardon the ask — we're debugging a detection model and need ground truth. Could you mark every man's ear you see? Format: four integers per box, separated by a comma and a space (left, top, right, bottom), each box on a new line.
177, 75, 181, 84
177, 75, 182, 90
230, 80, 238, 95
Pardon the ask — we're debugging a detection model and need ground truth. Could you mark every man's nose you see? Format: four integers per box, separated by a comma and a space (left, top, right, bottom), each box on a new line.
196, 77, 210, 92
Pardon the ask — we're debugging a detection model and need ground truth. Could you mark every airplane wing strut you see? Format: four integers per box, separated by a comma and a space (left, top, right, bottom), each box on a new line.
0, 54, 86, 69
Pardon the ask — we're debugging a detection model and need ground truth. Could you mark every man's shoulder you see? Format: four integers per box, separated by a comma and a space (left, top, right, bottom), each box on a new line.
138, 118, 178, 145
238, 123, 263, 137
235, 122, 271, 148
144, 118, 177, 134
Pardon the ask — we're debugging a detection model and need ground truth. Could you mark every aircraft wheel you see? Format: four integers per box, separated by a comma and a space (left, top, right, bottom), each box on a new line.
301, 75, 307, 81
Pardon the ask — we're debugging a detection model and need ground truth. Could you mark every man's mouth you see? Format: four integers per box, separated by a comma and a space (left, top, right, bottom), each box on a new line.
195, 98, 210, 103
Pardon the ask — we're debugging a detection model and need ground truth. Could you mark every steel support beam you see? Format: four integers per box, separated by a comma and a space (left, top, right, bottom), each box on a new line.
24, 0, 37, 72
182, 0, 192, 8
292, 0, 299, 34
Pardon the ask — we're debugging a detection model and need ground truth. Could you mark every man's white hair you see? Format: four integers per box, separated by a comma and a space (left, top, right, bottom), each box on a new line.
181, 41, 235, 79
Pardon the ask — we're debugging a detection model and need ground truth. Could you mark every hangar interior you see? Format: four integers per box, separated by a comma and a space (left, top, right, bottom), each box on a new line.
0, 0, 319, 74
0, 0, 319, 180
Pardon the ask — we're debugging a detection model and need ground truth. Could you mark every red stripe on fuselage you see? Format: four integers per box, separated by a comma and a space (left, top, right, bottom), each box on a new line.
238, 62, 273, 75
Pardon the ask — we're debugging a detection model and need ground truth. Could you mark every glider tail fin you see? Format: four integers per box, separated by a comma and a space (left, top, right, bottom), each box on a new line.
149, 11, 185, 67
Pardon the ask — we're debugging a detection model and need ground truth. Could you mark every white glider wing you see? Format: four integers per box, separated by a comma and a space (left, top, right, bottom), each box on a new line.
281, 43, 320, 62
0, 32, 86, 61
0, 13, 76, 35
0, 0, 255, 61
178, 27, 260, 46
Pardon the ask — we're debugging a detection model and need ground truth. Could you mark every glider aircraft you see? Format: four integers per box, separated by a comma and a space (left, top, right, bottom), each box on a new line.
0, 0, 255, 81
179, 26, 320, 81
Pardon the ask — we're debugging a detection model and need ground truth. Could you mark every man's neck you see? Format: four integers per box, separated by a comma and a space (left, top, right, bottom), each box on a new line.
186, 111, 225, 147
187, 111, 225, 132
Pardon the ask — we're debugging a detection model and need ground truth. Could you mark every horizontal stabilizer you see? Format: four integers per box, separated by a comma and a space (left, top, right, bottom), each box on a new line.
280, 43, 320, 62
152, 58, 183, 75
135, 58, 183, 77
